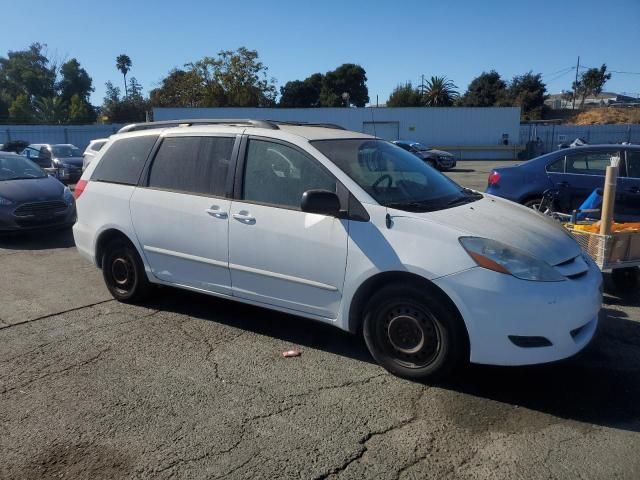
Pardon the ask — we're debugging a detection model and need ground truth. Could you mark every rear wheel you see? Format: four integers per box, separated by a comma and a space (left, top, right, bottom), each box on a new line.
524, 198, 543, 211
362, 284, 468, 381
102, 239, 152, 303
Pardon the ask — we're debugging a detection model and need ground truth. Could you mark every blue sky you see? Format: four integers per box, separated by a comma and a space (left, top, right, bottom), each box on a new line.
3, 0, 640, 105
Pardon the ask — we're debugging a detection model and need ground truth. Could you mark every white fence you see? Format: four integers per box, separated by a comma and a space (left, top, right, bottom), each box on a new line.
520, 123, 640, 154
0, 125, 124, 151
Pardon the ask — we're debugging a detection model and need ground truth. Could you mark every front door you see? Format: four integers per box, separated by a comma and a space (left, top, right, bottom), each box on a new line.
130, 135, 237, 295
228, 138, 349, 318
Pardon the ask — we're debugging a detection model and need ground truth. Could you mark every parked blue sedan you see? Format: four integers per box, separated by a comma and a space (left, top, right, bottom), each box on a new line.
486, 145, 640, 219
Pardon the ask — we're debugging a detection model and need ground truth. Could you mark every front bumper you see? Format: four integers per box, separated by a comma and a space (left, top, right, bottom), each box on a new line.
0, 202, 76, 233
433, 262, 602, 366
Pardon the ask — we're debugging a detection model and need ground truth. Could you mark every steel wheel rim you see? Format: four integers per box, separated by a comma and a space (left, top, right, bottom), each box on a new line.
379, 303, 441, 369
111, 256, 134, 293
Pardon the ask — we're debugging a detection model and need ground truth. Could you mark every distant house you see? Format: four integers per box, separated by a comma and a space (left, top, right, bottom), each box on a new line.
545, 92, 638, 109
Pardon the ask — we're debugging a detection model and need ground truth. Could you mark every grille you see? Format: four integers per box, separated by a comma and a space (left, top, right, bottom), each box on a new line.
14, 201, 67, 217
552, 254, 589, 279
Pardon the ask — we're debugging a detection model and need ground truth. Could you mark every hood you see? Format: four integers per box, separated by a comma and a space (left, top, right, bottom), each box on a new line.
391, 195, 581, 266
420, 149, 453, 158
0, 175, 65, 203
55, 156, 83, 167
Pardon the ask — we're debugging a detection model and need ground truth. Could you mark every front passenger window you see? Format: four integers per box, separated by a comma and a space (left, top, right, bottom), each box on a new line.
243, 140, 337, 209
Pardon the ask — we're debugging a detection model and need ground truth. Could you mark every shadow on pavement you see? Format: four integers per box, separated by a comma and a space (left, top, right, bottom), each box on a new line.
144, 284, 640, 432
440, 306, 640, 433
0, 227, 75, 250
142, 287, 375, 365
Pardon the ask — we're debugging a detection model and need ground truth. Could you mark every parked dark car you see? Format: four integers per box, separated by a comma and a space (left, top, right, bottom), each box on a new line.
392, 140, 457, 171
20, 143, 84, 184
0, 152, 76, 233
486, 145, 640, 220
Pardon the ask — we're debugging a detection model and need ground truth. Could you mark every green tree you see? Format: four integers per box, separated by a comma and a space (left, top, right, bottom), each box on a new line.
8, 94, 35, 123
68, 94, 95, 123
507, 72, 546, 119
116, 54, 132, 97
149, 69, 204, 107
573, 64, 611, 108
320, 64, 369, 107
423, 76, 458, 106
0, 43, 56, 99
189, 47, 276, 107
101, 80, 147, 123
58, 58, 93, 103
459, 70, 507, 106
279, 73, 323, 107
34, 96, 65, 123
386, 82, 422, 107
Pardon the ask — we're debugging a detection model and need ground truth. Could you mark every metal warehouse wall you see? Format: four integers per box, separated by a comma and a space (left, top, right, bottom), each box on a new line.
153, 107, 522, 160
0, 125, 125, 151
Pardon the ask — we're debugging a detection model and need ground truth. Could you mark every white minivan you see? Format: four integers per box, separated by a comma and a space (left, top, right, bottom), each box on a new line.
73, 119, 602, 380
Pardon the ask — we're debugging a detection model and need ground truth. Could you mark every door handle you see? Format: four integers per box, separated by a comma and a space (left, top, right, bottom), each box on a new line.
626, 187, 640, 194
232, 212, 256, 223
557, 181, 570, 187
205, 206, 228, 219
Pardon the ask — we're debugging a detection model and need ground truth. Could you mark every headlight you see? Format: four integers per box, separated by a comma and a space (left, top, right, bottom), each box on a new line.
63, 186, 73, 204
0, 196, 14, 206
459, 237, 565, 282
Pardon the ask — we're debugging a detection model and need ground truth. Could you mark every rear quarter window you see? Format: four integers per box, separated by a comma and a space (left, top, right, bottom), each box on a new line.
91, 135, 158, 185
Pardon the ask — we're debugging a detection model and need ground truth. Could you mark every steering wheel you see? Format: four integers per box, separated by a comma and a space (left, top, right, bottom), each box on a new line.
372, 174, 392, 193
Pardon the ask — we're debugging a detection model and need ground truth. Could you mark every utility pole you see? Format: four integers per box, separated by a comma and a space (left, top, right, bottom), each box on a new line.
572, 56, 580, 110
421, 74, 425, 96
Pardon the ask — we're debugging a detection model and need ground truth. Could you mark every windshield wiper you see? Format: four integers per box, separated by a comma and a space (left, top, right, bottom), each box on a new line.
6, 176, 42, 180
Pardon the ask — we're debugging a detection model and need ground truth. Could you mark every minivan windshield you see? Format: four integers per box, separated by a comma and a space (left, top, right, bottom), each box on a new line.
0, 155, 47, 180
51, 145, 82, 157
312, 139, 480, 212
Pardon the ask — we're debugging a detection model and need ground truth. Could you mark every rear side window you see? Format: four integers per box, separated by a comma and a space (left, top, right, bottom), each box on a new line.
147, 136, 234, 196
92, 135, 157, 185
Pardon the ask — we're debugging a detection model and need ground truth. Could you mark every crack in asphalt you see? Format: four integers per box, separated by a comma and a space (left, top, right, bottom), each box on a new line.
0, 299, 115, 331
313, 387, 428, 480
0, 347, 111, 395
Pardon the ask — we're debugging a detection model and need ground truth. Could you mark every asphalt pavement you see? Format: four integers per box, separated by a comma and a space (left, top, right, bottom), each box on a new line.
1, 161, 639, 479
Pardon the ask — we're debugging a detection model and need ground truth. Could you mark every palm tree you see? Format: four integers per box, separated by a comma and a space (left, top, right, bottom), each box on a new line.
34, 97, 65, 124
116, 54, 132, 97
423, 76, 459, 106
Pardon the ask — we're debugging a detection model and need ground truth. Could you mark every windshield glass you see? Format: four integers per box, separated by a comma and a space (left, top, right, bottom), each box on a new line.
312, 139, 480, 212
51, 145, 81, 157
412, 143, 430, 151
0, 155, 47, 180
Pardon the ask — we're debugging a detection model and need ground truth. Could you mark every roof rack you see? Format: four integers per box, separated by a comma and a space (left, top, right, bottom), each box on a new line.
270, 120, 346, 130
117, 118, 279, 133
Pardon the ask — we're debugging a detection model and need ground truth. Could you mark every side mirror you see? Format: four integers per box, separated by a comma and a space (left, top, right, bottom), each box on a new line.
300, 189, 341, 217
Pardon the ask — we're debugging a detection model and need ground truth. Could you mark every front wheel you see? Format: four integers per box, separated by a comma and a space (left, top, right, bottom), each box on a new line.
611, 267, 639, 294
362, 284, 468, 381
102, 239, 152, 303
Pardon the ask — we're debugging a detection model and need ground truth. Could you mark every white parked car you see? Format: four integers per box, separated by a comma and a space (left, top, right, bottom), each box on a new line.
73, 119, 602, 380
82, 138, 108, 171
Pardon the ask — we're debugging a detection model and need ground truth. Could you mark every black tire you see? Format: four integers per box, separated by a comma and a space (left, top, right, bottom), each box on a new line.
362, 284, 468, 381
102, 239, 152, 303
523, 198, 543, 211
611, 267, 639, 294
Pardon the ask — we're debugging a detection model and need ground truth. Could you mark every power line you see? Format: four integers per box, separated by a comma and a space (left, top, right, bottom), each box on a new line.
579, 65, 640, 75
541, 66, 574, 77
